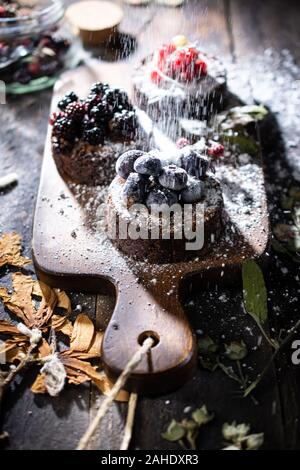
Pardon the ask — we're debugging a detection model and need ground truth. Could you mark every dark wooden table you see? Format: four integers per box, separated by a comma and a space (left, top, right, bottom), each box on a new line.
1, 0, 300, 450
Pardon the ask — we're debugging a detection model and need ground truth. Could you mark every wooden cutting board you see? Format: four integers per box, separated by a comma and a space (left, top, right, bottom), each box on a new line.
32, 61, 269, 394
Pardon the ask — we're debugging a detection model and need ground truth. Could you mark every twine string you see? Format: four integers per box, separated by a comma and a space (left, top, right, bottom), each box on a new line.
77, 336, 154, 450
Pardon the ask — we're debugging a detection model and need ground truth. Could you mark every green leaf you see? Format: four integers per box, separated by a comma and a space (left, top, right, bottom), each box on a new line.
217, 105, 268, 133
186, 428, 198, 450
271, 238, 289, 254
224, 341, 248, 361
199, 356, 219, 371
161, 420, 185, 442
242, 260, 268, 326
228, 105, 268, 119
198, 336, 219, 355
289, 186, 300, 202
274, 223, 297, 243
225, 134, 259, 156
198, 336, 219, 371
192, 405, 214, 426
281, 196, 294, 210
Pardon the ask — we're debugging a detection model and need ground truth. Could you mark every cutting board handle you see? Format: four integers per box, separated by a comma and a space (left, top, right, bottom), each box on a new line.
101, 274, 197, 395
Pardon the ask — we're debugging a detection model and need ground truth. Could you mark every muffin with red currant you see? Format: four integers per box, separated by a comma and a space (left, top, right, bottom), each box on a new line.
133, 35, 226, 135
50, 83, 147, 185
106, 144, 224, 263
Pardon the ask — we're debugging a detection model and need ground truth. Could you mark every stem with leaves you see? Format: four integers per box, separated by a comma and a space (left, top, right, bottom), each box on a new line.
244, 317, 300, 397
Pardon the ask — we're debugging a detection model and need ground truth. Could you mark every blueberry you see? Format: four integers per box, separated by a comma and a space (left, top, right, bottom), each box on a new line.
158, 164, 188, 191
123, 173, 146, 203
134, 154, 162, 176
146, 187, 178, 208
181, 177, 204, 203
179, 149, 210, 179
116, 150, 146, 179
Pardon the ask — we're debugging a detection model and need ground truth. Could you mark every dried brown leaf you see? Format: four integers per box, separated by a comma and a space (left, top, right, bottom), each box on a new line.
31, 374, 47, 394
38, 339, 52, 358
51, 314, 73, 337
0, 319, 22, 336
87, 331, 103, 357
0, 338, 28, 363
70, 314, 94, 352
0, 232, 31, 269
56, 290, 72, 314
60, 353, 128, 402
93, 370, 129, 402
0, 272, 71, 329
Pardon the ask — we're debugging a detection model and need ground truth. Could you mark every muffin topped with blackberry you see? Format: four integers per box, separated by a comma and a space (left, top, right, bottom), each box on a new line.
50, 83, 146, 185
133, 35, 227, 137
106, 143, 224, 263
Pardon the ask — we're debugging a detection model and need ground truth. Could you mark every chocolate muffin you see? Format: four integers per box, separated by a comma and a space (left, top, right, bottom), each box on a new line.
50, 83, 147, 186
132, 36, 227, 137
106, 146, 224, 263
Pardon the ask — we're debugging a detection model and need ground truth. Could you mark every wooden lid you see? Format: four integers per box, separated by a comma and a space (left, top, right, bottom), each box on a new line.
66, 1, 124, 46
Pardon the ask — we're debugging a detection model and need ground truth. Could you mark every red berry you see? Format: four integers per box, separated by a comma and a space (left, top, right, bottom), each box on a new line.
187, 47, 198, 59
176, 138, 190, 148
49, 112, 58, 126
49, 111, 65, 126
150, 69, 162, 84
28, 62, 40, 76
165, 43, 176, 54
194, 59, 207, 76
208, 143, 224, 157
0, 6, 6, 16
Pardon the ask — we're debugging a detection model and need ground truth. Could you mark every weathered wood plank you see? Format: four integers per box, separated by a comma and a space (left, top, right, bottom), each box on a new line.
230, 0, 300, 449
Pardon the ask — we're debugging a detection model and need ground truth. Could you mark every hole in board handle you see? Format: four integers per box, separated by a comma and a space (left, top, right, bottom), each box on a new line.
138, 330, 160, 348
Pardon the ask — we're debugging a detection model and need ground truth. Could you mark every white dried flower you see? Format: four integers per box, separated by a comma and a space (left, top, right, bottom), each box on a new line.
222, 422, 250, 441
41, 355, 66, 397
17, 323, 42, 346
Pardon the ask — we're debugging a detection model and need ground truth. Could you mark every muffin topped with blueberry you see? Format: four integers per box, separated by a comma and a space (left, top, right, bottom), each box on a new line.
50, 83, 146, 185
133, 35, 227, 137
107, 144, 224, 263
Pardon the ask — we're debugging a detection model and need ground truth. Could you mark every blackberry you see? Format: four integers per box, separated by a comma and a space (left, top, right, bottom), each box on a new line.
90, 82, 110, 95
85, 93, 102, 114
104, 88, 132, 112
83, 126, 105, 145
82, 117, 96, 131
109, 110, 137, 139
58, 91, 78, 111
90, 101, 113, 124
52, 116, 78, 142
65, 102, 86, 122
